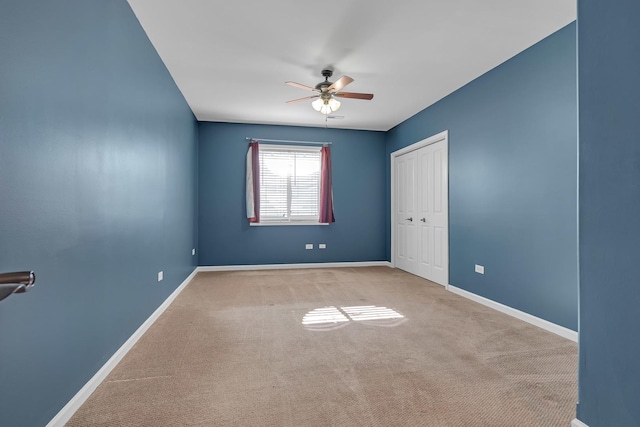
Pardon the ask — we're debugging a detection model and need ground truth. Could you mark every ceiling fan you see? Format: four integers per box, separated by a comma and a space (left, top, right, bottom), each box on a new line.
286, 69, 374, 115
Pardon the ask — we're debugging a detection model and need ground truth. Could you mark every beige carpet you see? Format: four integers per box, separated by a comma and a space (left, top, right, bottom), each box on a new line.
67, 267, 577, 426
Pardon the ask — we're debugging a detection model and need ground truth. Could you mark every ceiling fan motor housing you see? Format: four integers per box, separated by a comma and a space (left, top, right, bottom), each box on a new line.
315, 82, 332, 91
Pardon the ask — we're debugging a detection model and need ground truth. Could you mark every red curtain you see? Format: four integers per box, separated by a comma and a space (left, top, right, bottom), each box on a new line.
319, 145, 335, 223
246, 141, 260, 223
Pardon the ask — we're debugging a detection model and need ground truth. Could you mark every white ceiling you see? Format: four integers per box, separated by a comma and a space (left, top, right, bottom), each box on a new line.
127, 0, 575, 132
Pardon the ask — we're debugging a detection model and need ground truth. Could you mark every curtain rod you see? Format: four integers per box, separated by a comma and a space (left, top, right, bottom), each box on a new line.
246, 137, 331, 145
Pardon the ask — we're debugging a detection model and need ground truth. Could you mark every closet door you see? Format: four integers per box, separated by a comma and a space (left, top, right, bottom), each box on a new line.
394, 150, 418, 275
417, 141, 448, 286
393, 135, 448, 286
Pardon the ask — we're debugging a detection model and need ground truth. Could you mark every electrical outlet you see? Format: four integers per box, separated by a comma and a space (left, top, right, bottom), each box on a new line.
319, 244, 327, 249
305, 244, 313, 250
475, 264, 485, 275
192, 248, 196, 256
158, 271, 164, 282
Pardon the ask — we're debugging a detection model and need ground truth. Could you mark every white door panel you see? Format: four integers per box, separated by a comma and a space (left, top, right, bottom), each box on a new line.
433, 149, 443, 213
420, 226, 431, 267
398, 224, 405, 259
406, 226, 417, 263
434, 227, 443, 268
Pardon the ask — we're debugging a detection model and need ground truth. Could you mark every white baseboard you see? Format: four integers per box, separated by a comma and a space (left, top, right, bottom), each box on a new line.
197, 261, 392, 272
447, 285, 578, 342
572, 418, 589, 427
46, 268, 198, 427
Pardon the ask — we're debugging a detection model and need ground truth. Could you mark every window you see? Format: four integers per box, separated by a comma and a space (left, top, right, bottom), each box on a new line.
246, 141, 334, 225
259, 145, 322, 224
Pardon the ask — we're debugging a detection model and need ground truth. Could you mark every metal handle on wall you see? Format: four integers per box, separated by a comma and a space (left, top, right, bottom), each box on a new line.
0, 271, 36, 302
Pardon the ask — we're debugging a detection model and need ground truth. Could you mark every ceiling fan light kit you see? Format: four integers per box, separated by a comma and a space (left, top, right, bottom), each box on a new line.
312, 97, 341, 114
286, 69, 374, 116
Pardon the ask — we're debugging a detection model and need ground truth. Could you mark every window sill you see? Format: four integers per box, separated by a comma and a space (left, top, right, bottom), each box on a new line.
250, 222, 329, 227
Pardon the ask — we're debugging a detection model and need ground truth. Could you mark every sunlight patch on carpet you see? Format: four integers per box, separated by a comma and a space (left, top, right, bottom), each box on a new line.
302, 305, 406, 331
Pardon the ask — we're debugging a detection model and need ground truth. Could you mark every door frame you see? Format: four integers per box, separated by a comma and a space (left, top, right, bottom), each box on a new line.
391, 130, 449, 286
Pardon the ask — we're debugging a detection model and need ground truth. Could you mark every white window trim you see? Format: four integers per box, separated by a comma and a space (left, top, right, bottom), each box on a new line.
250, 222, 329, 227
256, 144, 325, 226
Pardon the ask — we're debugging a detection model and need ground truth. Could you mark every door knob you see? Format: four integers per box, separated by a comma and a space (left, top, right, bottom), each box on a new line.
420, 218, 426, 222
405, 217, 413, 222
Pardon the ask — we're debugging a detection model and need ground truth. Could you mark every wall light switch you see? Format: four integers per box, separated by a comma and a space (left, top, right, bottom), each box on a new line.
158, 271, 164, 281
305, 244, 313, 250
192, 248, 196, 256
475, 264, 485, 275
319, 244, 326, 249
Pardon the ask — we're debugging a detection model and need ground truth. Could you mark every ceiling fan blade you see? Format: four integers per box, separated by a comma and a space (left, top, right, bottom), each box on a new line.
334, 92, 374, 100
286, 95, 319, 104
328, 75, 354, 92
286, 81, 318, 92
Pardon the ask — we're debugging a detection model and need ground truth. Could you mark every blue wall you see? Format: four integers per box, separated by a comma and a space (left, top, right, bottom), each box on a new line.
0, 1, 198, 426
385, 23, 578, 330
577, 1, 640, 425
198, 122, 386, 265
